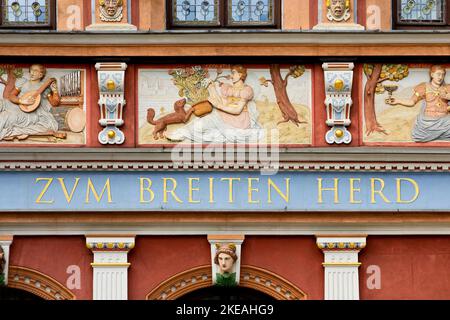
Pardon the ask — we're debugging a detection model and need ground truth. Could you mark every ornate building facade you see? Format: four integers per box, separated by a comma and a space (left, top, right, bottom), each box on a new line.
0, 0, 449, 300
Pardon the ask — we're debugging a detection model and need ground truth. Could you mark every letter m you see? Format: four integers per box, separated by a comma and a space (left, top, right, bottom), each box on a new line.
85, 178, 113, 203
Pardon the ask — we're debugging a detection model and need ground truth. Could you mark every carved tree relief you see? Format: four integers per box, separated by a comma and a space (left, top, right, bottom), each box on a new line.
363, 63, 409, 135
0, 65, 22, 99
260, 64, 307, 126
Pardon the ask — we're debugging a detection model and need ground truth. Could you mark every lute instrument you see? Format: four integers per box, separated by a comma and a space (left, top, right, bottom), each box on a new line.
19, 77, 57, 113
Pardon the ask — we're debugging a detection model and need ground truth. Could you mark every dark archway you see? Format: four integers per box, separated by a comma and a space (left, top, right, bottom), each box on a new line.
0, 286, 44, 301
146, 265, 307, 300
179, 286, 276, 301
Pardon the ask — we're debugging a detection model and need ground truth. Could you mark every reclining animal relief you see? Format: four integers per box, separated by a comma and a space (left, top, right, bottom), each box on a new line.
138, 64, 312, 146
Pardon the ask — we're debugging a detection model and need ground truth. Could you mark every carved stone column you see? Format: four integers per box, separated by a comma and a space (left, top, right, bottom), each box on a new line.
313, 0, 364, 30
86, 235, 135, 300
0, 235, 13, 286
322, 62, 354, 144
316, 235, 367, 300
95, 62, 127, 144
208, 235, 245, 287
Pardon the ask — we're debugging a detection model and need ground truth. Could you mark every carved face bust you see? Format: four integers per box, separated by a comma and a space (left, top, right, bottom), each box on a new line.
331, 0, 345, 18
327, 0, 350, 22
29, 64, 46, 82
105, 0, 119, 16
430, 65, 446, 87
217, 252, 234, 273
214, 243, 238, 274
99, 0, 123, 22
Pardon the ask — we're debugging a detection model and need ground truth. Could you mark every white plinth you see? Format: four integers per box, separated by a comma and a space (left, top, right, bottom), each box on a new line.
86, 23, 137, 31
86, 236, 135, 300
316, 236, 366, 300
313, 23, 365, 31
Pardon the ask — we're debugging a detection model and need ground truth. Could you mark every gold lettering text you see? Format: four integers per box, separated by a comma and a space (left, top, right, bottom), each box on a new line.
139, 178, 154, 203
267, 178, 290, 203
370, 178, 391, 203
188, 178, 200, 204
349, 178, 362, 204
58, 177, 80, 204
209, 177, 215, 203
317, 178, 339, 203
396, 178, 420, 203
163, 178, 183, 203
220, 178, 241, 203
85, 178, 113, 203
35, 177, 54, 204
248, 178, 260, 204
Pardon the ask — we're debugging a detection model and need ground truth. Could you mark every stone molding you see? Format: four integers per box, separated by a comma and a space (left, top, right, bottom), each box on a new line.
0, 32, 448, 45
1, 161, 450, 172
7, 265, 75, 300
86, 236, 135, 252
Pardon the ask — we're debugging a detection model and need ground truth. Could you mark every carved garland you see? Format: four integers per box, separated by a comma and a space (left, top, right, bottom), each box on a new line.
146, 265, 307, 300
7, 266, 75, 300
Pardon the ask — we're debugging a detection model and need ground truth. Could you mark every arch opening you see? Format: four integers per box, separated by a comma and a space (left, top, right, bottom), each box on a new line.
6, 266, 76, 300
146, 265, 307, 300
0, 286, 45, 300
178, 285, 275, 301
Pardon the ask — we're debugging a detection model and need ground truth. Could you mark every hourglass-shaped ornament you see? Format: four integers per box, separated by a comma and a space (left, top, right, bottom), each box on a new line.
403, 0, 416, 14
422, 0, 436, 15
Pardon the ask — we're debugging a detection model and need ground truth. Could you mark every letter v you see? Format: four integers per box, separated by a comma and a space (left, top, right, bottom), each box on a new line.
58, 177, 80, 203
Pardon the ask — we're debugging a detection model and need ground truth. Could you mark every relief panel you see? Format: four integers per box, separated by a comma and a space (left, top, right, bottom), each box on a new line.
138, 64, 312, 146
363, 64, 450, 144
0, 64, 86, 144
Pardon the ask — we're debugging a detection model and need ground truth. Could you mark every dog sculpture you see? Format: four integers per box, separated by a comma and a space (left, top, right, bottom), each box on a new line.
146, 98, 194, 140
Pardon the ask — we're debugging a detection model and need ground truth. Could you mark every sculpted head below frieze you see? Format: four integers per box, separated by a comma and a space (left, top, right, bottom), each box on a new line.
99, 0, 124, 22
326, 0, 351, 22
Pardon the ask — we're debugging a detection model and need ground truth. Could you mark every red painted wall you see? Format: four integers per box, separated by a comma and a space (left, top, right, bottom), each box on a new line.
128, 236, 211, 300
241, 236, 324, 300
11, 235, 450, 300
128, 235, 323, 300
9, 236, 92, 300
360, 236, 450, 299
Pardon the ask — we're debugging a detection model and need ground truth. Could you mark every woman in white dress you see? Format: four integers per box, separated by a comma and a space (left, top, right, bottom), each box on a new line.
167, 65, 264, 143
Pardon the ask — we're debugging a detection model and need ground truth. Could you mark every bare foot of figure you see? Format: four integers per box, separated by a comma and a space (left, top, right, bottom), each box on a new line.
17, 134, 29, 140
2, 135, 28, 141
53, 131, 67, 139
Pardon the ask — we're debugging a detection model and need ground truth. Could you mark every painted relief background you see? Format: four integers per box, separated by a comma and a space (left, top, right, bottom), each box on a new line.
138, 64, 312, 145
0, 65, 86, 144
363, 64, 450, 143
